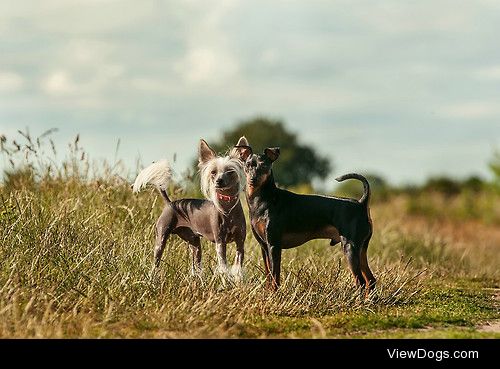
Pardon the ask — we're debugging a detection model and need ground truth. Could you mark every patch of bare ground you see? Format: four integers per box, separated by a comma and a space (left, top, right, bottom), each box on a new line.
478, 288, 500, 333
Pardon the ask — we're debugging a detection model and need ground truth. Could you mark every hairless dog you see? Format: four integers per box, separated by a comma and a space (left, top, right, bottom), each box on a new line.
133, 137, 248, 278
234, 143, 376, 294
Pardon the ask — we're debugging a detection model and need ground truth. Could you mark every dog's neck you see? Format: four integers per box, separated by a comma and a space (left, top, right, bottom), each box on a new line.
246, 170, 277, 204
217, 192, 238, 202
215, 190, 241, 216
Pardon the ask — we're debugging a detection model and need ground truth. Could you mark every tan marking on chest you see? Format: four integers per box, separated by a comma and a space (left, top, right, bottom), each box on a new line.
246, 184, 257, 198
246, 173, 269, 199
253, 219, 267, 241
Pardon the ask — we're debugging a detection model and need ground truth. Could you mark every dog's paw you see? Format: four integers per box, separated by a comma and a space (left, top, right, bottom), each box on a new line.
149, 265, 160, 280
230, 265, 244, 282
190, 266, 203, 278
216, 263, 230, 275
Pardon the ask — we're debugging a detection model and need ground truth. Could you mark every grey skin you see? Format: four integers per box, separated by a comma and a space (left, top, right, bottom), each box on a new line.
154, 140, 246, 276
234, 145, 376, 294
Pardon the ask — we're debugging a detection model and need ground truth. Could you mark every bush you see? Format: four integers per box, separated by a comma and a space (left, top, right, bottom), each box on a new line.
423, 177, 461, 196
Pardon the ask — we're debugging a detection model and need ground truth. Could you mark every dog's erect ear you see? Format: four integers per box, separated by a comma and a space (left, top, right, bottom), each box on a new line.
230, 136, 251, 161
264, 147, 280, 162
198, 139, 216, 166
235, 136, 249, 147
232, 145, 253, 162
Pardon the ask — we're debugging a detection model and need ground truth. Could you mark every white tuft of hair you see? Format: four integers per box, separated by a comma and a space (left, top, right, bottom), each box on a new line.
133, 159, 172, 193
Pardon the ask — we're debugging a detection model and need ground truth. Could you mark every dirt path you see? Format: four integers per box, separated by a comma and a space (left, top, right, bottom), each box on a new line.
478, 321, 500, 332
477, 288, 500, 333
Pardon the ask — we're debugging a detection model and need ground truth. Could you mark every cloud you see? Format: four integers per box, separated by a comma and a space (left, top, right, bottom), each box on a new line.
64, 39, 116, 66
353, 0, 493, 34
259, 49, 279, 65
42, 70, 77, 95
0, 71, 24, 92
174, 47, 238, 84
38, 37, 125, 97
173, 0, 240, 85
439, 101, 500, 119
40, 64, 125, 109
476, 65, 500, 80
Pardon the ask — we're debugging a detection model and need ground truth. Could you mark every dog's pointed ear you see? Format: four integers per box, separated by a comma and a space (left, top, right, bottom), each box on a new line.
230, 136, 252, 162
198, 139, 216, 166
235, 136, 249, 147
232, 145, 253, 162
264, 147, 280, 162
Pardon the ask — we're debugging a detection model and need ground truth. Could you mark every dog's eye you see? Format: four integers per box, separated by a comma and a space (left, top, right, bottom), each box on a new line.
210, 170, 217, 176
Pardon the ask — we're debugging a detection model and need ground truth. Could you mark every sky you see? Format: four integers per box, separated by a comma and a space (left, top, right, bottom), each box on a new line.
1, 0, 500, 186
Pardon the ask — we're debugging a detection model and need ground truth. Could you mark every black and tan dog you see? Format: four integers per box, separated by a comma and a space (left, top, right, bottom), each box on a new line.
235, 143, 376, 293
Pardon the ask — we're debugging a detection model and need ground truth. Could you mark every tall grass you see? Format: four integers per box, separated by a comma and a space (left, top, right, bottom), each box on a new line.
0, 131, 495, 337
405, 191, 500, 225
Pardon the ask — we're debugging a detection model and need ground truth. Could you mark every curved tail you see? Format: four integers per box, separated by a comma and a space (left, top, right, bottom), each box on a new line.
335, 173, 370, 205
132, 159, 172, 202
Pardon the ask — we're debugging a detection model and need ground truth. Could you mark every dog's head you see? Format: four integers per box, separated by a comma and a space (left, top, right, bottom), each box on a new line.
233, 143, 280, 192
198, 137, 247, 212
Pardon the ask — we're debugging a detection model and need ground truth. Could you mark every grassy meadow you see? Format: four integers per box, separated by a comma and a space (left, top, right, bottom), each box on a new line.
0, 133, 499, 338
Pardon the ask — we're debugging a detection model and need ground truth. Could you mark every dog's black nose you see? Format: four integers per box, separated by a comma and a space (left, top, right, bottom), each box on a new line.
216, 178, 226, 187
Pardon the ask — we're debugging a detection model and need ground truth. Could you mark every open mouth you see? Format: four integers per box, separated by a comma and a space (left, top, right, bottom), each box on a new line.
215, 187, 239, 202
215, 186, 238, 196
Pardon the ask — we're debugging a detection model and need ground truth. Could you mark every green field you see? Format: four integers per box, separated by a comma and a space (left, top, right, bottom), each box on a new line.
1, 172, 498, 338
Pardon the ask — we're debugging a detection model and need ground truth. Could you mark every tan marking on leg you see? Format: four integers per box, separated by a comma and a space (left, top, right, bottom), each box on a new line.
261, 250, 272, 289
360, 248, 376, 295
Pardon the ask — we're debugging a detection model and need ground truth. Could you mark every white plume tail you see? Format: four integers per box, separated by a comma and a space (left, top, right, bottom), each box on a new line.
133, 160, 172, 198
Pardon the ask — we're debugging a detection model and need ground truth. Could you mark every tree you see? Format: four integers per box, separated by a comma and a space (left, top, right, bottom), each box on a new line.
461, 175, 484, 193
209, 117, 332, 187
423, 176, 461, 197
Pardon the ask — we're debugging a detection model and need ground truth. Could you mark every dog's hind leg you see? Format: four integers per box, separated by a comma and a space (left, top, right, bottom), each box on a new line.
177, 228, 202, 276
154, 228, 171, 268
341, 236, 365, 289
154, 212, 175, 268
360, 234, 376, 291
189, 238, 202, 276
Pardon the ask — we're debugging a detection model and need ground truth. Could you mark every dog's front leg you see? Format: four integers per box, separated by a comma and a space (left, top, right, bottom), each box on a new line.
268, 244, 282, 291
215, 243, 229, 274
231, 237, 245, 281
257, 244, 271, 288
